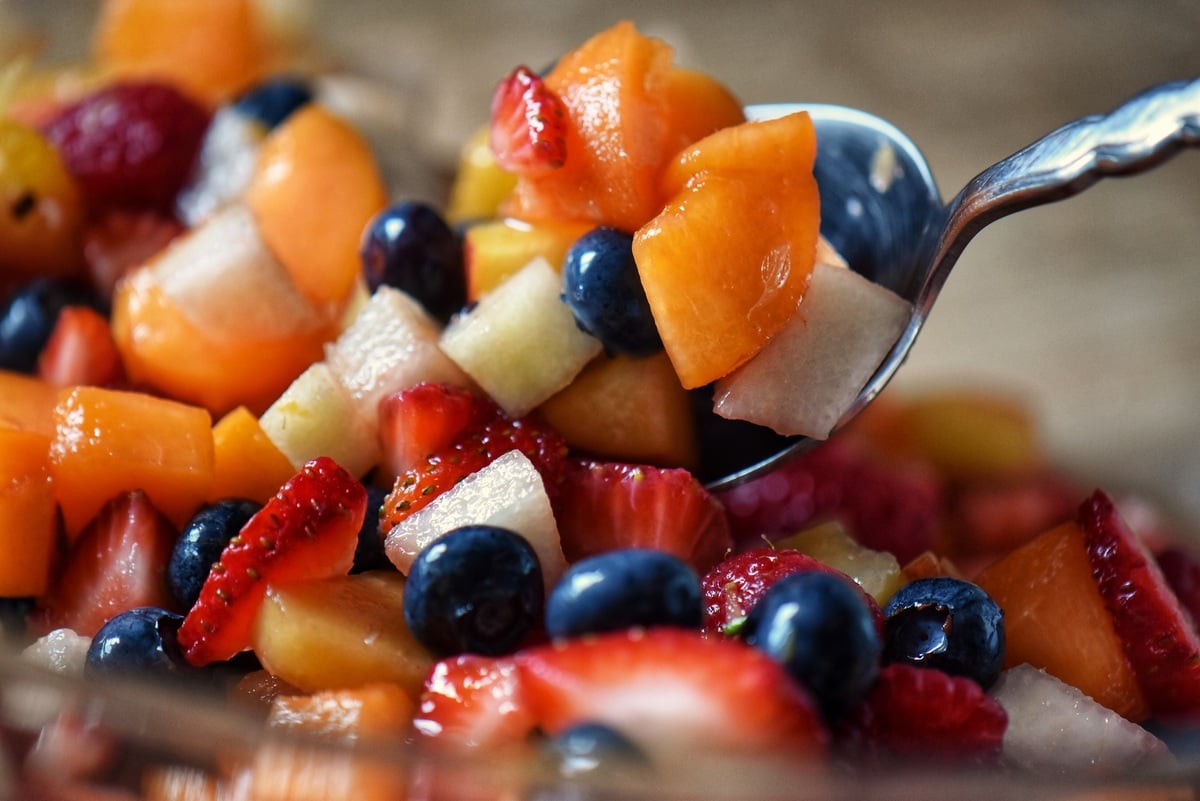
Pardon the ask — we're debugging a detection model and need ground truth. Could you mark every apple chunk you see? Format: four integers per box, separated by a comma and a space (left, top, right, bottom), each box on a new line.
713, 261, 911, 440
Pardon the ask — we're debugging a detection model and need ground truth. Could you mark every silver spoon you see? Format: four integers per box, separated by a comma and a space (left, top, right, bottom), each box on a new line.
703, 76, 1200, 491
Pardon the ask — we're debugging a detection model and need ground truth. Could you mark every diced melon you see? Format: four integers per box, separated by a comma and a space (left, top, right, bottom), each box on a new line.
463, 217, 592, 301
773, 521, 904, 605
0, 429, 57, 597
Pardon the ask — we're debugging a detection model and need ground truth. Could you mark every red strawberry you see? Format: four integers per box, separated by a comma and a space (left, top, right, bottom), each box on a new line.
83, 209, 184, 298
554, 459, 734, 575
517, 628, 828, 759
489, 65, 569, 173
1078, 489, 1200, 715
377, 382, 499, 484
32, 490, 177, 638
379, 414, 567, 534
838, 664, 1007, 765
701, 547, 883, 637
412, 654, 536, 751
715, 437, 942, 564
42, 81, 211, 215
177, 457, 367, 667
37, 305, 124, 389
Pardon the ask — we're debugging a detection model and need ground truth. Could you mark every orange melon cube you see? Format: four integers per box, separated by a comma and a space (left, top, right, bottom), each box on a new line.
0, 370, 57, 436
0, 429, 58, 597
975, 521, 1150, 721
659, 67, 747, 154
49, 386, 214, 537
208, 406, 297, 504
267, 684, 415, 740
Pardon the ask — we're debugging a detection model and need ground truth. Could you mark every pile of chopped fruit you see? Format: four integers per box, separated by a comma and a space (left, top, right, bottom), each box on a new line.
2, 3, 1200, 800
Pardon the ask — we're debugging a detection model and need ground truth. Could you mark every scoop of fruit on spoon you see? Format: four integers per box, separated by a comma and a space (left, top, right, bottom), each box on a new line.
706, 76, 1200, 491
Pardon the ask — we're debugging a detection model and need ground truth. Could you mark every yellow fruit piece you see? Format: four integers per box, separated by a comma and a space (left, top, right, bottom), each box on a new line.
209, 406, 297, 504
774, 521, 904, 604
538, 352, 697, 471
446, 124, 517, 224
247, 105, 389, 314
0, 428, 57, 597
0, 118, 84, 280
463, 217, 592, 301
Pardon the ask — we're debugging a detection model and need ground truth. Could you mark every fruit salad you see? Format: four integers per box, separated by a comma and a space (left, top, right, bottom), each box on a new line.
2, 4, 1200, 800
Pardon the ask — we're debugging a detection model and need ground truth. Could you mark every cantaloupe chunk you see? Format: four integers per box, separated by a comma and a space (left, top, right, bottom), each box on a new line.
0, 428, 57, 596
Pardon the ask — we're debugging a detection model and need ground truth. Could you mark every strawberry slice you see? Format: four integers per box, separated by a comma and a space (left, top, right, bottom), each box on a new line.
37, 305, 124, 389
32, 490, 177, 638
489, 65, 570, 174
379, 414, 567, 534
554, 459, 733, 574
413, 654, 536, 751
701, 547, 884, 637
178, 457, 367, 667
837, 663, 1007, 765
377, 382, 499, 483
517, 627, 828, 759
1078, 489, 1200, 716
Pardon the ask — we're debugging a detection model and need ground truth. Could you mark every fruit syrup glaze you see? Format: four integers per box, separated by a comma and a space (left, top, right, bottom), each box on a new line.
2, 3, 1200, 799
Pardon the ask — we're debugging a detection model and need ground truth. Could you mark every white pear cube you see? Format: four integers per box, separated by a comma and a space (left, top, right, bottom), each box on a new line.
259, 361, 379, 477
990, 664, 1172, 774
440, 257, 603, 418
384, 449, 568, 589
325, 286, 472, 422
714, 261, 911, 439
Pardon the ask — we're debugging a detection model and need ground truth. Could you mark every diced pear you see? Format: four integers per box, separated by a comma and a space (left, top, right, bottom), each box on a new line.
324, 286, 472, 421
714, 261, 912, 440
384, 449, 567, 589
440, 257, 603, 417
259, 361, 378, 477
773, 521, 904, 604
251, 571, 433, 698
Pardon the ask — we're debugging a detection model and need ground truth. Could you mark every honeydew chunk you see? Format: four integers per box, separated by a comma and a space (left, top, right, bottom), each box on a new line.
440, 257, 603, 418
384, 449, 567, 589
324, 286, 472, 421
713, 260, 911, 440
990, 664, 1173, 774
259, 361, 378, 477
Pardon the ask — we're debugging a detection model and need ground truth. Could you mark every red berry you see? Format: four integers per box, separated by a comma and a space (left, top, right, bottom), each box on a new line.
42, 81, 211, 214
413, 654, 536, 751
489, 65, 569, 174
1156, 546, 1200, 631
37, 305, 124, 389
377, 382, 500, 484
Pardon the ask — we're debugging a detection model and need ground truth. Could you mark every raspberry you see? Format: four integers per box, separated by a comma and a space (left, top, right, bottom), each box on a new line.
42, 81, 211, 214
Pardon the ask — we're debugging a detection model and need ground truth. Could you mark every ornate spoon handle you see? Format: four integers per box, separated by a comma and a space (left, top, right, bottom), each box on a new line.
918, 76, 1200, 315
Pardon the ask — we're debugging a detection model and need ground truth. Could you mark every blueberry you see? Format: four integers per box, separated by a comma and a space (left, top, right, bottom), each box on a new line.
85, 606, 193, 680
167, 499, 260, 609
351, 484, 393, 574
740, 571, 881, 722
0, 278, 100, 372
403, 525, 543, 656
231, 76, 313, 129
545, 549, 701, 639
360, 202, 466, 323
539, 722, 651, 779
561, 227, 662, 356
883, 576, 1005, 689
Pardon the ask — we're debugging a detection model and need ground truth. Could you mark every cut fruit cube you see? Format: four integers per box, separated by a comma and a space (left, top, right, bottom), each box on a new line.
267, 683, 415, 740
440, 257, 602, 418
252, 571, 433, 698
258, 361, 379, 478
463, 217, 592, 301
773, 521, 904, 605
0, 370, 57, 436
49, 386, 214, 537
0, 428, 57, 597
209, 406, 299, 504
324, 287, 472, 424
446, 125, 517, 224
713, 260, 912, 440
383, 449, 567, 589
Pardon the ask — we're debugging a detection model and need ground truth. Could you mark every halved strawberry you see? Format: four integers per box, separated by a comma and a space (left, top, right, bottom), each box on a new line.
489, 65, 569, 174
379, 414, 567, 534
412, 653, 536, 751
31, 490, 177, 638
37, 305, 124, 389
554, 459, 733, 574
177, 457, 367, 667
1078, 489, 1200, 716
715, 437, 942, 564
837, 663, 1007, 765
517, 627, 828, 759
377, 382, 499, 484
701, 546, 883, 637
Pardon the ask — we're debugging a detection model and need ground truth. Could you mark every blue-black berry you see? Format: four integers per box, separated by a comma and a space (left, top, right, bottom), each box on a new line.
360, 202, 466, 323
167, 499, 260, 610
561, 226, 662, 356
85, 606, 193, 680
0, 278, 100, 372
232, 76, 313, 130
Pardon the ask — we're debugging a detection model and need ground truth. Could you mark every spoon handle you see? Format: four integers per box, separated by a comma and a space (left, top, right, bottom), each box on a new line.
921, 76, 1200, 315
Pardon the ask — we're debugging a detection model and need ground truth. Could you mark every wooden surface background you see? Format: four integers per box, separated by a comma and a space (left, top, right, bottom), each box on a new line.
8, 0, 1200, 530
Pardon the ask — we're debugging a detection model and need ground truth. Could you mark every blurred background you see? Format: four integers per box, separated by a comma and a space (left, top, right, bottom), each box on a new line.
6, 0, 1200, 528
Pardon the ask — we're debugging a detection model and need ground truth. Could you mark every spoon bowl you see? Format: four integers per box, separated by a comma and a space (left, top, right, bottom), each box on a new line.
705, 77, 1200, 491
